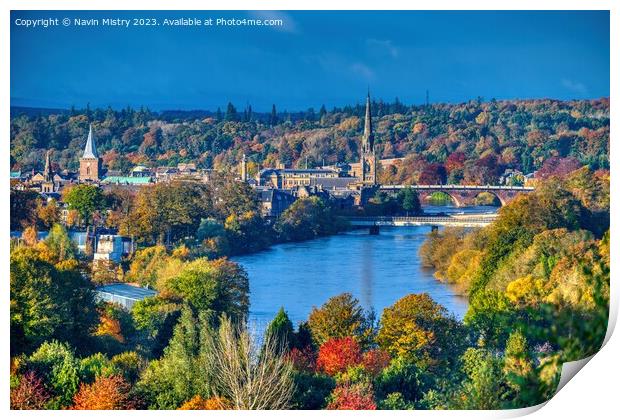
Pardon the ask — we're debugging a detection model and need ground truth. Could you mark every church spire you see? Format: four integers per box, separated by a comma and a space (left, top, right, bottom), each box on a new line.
363, 91, 374, 151
360, 90, 377, 186
83, 124, 98, 159
43, 150, 53, 182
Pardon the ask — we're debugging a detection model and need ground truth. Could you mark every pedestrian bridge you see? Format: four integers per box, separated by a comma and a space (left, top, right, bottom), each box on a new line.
348, 213, 498, 229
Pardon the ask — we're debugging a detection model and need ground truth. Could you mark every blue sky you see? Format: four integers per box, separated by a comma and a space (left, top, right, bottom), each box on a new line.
10, 10, 609, 111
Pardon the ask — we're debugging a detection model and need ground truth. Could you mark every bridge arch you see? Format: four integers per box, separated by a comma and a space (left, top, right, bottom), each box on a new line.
419, 191, 462, 207
472, 191, 504, 207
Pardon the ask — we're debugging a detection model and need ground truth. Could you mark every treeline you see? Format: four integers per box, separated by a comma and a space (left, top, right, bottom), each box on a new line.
417, 166, 609, 405
11, 97, 609, 185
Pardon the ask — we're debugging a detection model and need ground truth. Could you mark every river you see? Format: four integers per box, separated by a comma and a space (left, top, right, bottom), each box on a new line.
234, 205, 497, 330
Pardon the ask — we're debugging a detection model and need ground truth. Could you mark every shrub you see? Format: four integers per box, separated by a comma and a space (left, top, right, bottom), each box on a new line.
178, 395, 231, 410
72, 375, 137, 410
10, 371, 51, 410
291, 372, 335, 409
327, 382, 376, 410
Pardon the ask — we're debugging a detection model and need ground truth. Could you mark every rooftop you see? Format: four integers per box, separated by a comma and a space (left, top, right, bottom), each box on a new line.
101, 176, 152, 185
96, 283, 157, 300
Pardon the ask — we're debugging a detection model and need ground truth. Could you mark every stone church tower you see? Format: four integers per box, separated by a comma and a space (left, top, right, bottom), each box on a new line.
79, 124, 101, 182
360, 91, 377, 185
41, 150, 55, 193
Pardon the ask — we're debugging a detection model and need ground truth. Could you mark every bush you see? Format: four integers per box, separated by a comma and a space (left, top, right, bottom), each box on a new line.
178, 395, 231, 410
326, 382, 376, 410
10, 371, 51, 409
24, 341, 80, 409
291, 372, 335, 409
72, 375, 138, 409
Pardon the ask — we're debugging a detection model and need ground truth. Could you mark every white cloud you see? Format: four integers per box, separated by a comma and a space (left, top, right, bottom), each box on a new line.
350, 62, 375, 80
561, 78, 588, 95
367, 38, 400, 58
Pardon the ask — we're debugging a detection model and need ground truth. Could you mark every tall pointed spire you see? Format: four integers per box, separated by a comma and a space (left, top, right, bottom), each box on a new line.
360, 90, 377, 186
363, 91, 374, 150
43, 150, 53, 182
83, 124, 98, 159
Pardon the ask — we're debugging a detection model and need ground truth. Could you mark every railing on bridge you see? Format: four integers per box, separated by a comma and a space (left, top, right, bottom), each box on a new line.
348, 214, 498, 228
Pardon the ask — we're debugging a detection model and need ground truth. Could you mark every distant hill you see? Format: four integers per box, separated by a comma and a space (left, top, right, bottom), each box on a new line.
10, 106, 70, 118
10, 98, 610, 186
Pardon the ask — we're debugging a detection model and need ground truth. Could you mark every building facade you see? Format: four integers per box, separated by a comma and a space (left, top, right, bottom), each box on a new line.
257, 168, 340, 189
79, 124, 102, 182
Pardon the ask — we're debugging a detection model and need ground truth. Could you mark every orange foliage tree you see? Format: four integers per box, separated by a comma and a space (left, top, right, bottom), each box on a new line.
178, 395, 231, 410
72, 375, 137, 410
317, 337, 362, 376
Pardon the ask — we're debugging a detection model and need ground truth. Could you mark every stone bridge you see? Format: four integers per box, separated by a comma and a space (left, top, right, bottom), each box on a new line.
378, 184, 534, 207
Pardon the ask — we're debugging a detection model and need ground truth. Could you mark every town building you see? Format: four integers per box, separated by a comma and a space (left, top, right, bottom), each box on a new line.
257, 187, 297, 217
93, 234, 134, 263
257, 168, 341, 189
95, 283, 157, 310
79, 124, 102, 182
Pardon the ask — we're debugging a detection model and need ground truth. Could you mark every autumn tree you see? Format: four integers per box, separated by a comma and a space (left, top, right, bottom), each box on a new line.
10, 189, 40, 230
317, 337, 362, 376
377, 293, 467, 370
327, 382, 376, 410
72, 375, 137, 410
126, 181, 212, 245
308, 293, 372, 347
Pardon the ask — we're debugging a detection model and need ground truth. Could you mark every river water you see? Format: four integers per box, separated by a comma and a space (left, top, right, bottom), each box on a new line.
234, 205, 497, 330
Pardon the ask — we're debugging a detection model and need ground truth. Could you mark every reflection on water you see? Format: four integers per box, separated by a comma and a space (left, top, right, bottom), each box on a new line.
233, 205, 490, 329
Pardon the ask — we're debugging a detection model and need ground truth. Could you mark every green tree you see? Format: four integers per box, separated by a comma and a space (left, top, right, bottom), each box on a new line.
166, 258, 249, 319
43, 224, 78, 262
132, 297, 182, 358
307, 293, 372, 347
266, 307, 295, 352
63, 184, 105, 226
451, 348, 503, 410
24, 341, 81, 409
275, 196, 344, 242
10, 247, 97, 355
225, 102, 238, 122
397, 187, 421, 215
137, 307, 215, 409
